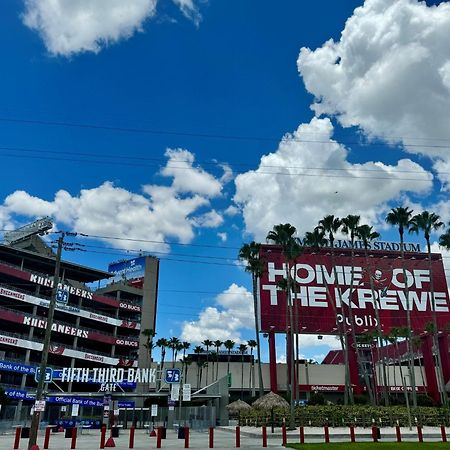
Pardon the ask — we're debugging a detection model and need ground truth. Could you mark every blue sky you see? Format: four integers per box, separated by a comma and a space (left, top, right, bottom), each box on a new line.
1, 0, 450, 362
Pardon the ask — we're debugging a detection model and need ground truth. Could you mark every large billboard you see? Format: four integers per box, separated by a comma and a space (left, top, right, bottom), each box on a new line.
108, 256, 146, 287
259, 245, 450, 334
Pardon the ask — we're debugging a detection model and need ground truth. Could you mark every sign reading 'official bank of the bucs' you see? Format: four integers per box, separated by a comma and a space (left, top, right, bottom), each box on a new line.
259, 245, 450, 334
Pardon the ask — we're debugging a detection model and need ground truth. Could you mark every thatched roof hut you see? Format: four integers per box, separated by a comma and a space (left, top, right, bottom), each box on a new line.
226, 399, 252, 415
252, 391, 289, 410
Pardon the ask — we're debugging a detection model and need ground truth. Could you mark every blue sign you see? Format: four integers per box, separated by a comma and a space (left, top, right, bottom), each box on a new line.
47, 396, 104, 407
118, 401, 135, 408
164, 368, 181, 384
56, 288, 69, 304
108, 256, 146, 283
5, 389, 35, 400
0, 360, 36, 375
35, 367, 53, 383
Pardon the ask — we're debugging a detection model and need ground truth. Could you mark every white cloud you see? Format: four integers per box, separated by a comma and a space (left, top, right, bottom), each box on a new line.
234, 117, 432, 240
22, 0, 157, 56
217, 232, 227, 242
21, 0, 203, 56
192, 210, 223, 228
2, 149, 225, 252
224, 205, 239, 216
172, 0, 201, 26
180, 283, 254, 343
298, 0, 450, 187
162, 148, 223, 198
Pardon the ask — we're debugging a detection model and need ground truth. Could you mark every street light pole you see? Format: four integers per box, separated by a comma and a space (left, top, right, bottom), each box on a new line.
28, 234, 64, 450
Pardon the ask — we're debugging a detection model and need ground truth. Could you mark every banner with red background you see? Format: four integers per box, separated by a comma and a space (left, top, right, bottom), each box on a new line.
259, 245, 450, 334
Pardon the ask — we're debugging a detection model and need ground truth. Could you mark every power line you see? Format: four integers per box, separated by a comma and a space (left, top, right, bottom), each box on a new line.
0, 144, 443, 175
0, 148, 434, 182
1, 115, 450, 149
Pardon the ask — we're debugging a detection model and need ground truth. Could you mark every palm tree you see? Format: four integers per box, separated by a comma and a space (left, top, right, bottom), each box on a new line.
410, 211, 447, 406
266, 223, 298, 429
317, 215, 353, 405
224, 340, 235, 375
193, 345, 205, 388
247, 339, 257, 396
155, 338, 169, 389
342, 214, 375, 404
357, 223, 389, 406
209, 351, 218, 383
239, 242, 265, 397
141, 328, 156, 361
168, 337, 181, 368
213, 340, 223, 380
238, 343, 248, 399
202, 339, 213, 386
181, 341, 191, 360
182, 355, 193, 384
386, 206, 417, 407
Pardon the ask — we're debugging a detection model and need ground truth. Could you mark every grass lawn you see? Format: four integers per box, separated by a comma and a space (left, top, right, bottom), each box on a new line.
286, 444, 449, 450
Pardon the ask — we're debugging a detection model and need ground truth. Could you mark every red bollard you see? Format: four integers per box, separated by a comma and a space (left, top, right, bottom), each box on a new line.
324, 426, 330, 443
395, 426, 402, 442
441, 426, 447, 443
417, 425, 423, 443
129, 426, 135, 449
13, 427, 21, 450
262, 426, 267, 447
184, 427, 189, 449
71, 427, 77, 449
235, 426, 240, 448
282, 424, 287, 446
209, 427, 214, 448
349, 425, 355, 443
100, 425, 107, 449
44, 426, 51, 449
299, 426, 304, 444
157, 427, 162, 449
371, 426, 378, 443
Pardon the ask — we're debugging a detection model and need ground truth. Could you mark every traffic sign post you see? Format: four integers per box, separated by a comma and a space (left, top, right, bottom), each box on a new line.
34, 367, 53, 383
56, 288, 69, 304
165, 368, 181, 384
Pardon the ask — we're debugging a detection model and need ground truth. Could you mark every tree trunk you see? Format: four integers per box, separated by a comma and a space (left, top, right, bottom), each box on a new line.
252, 274, 265, 397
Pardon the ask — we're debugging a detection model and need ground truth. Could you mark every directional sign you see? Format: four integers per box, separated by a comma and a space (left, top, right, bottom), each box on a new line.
164, 368, 181, 384
35, 367, 53, 383
151, 404, 158, 417
56, 288, 69, 304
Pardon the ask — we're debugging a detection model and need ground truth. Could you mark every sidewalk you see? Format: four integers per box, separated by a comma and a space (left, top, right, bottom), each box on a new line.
2, 426, 449, 449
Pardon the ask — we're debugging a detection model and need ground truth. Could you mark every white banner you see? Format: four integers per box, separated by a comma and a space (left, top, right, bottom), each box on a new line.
0, 333, 137, 367
170, 385, 180, 401
182, 384, 191, 402
0, 286, 139, 330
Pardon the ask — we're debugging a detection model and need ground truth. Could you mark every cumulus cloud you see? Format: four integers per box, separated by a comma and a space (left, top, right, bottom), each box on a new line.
234, 117, 432, 240
2, 149, 224, 252
162, 149, 223, 198
181, 283, 254, 343
298, 0, 450, 187
21, 0, 202, 56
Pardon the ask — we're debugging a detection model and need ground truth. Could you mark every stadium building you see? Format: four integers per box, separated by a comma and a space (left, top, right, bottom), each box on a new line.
0, 221, 159, 426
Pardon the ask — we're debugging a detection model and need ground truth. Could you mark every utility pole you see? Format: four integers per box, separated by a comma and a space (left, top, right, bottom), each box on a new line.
28, 233, 64, 450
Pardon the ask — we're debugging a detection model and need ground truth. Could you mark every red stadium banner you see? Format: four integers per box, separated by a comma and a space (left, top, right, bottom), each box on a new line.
259, 245, 450, 334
